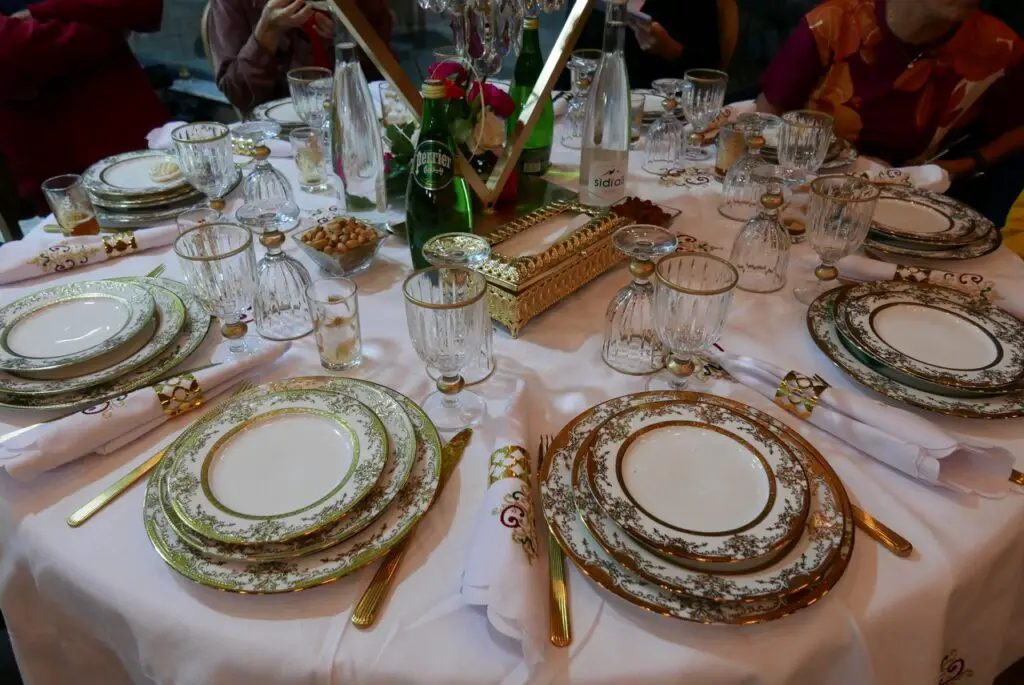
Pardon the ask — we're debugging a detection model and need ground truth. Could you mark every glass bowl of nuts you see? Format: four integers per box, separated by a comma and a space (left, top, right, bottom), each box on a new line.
294, 209, 388, 276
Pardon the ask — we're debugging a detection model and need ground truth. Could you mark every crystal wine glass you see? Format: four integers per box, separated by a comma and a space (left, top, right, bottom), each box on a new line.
642, 78, 686, 176
603, 224, 678, 375
404, 267, 489, 430
174, 222, 260, 357
287, 67, 333, 130
232, 121, 281, 156
171, 123, 237, 210
680, 69, 728, 161
562, 49, 601, 149
648, 253, 738, 391
729, 165, 791, 293
779, 110, 834, 176
236, 146, 299, 233
719, 112, 782, 221
794, 175, 880, 305
253, 228, 313, 341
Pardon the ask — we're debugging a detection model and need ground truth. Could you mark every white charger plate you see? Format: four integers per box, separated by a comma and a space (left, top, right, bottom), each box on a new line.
83, 150, 191, 199
253, 98, 303, 127
0, 280, 155, 372
869, 186, 981, 245
167, 387, 388, 545
586, 399, 809, 572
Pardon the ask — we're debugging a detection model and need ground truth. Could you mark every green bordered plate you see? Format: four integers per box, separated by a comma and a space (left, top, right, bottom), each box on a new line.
0, 279, 155, 372
166, 378, 418, 562
0, 280, 185, 395
166, 387, 389, 545
0, 278, 211, 411
145, 378, 442, 594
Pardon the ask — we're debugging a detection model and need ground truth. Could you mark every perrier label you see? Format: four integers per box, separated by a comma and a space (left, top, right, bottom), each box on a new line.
406, 79, 473, 269
508, 16, 554, 176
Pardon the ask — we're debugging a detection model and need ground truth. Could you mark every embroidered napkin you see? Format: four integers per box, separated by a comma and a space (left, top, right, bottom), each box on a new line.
856, 159, 951, 193
462, 443, 544, 666
0, 225, 179, 285
147, 121, 291, 157
710, 350, 1017, 498
0, 342, 289, 481
705, 99, 757, 135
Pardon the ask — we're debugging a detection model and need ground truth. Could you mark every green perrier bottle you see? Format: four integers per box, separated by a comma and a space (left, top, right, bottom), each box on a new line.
406, 79, 473, 269
508, 16, 554, 176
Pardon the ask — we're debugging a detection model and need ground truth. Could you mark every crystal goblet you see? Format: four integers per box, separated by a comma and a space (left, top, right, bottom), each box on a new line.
779, 110, 834, 176
729, 165, 792, 293
642, 78, 686, 176
287, 67, 333, 130
561, 49, 601, 149
680, 69, 728, 161
172, 123, 236, 211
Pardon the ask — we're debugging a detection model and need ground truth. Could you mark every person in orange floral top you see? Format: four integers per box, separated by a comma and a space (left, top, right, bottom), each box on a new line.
757, 0, 1024, 191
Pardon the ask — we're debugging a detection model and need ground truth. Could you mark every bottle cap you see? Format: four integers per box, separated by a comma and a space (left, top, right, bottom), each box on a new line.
525, 16, 539, 29
422, 79, 446, 99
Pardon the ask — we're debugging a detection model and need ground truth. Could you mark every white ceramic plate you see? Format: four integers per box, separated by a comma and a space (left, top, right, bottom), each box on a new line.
167, 387, 389, 545
868, 186, 980, 245
837, 281, 1024, 393
83, 150, 191, 198
586, 399, 809, 572
253, 98, 303, 126
0, 282, 184, 394
0, 280, 155, 372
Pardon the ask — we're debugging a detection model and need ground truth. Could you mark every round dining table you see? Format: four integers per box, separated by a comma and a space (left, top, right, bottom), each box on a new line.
1, 125, 1024, 685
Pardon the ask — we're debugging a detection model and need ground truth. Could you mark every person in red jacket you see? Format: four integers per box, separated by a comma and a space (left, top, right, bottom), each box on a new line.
0, 0, 168, 215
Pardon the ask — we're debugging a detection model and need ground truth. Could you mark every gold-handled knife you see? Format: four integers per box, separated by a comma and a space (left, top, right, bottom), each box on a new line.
852, 505, 913, 558
351, 428, 472, 629
1011, 469, 1024, 487
65, 379, 255, 528
541, 434, 571, 647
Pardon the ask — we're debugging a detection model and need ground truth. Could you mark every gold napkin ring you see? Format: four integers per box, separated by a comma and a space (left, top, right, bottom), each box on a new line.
774, 371, 830, 420
488, 445, 531, 487
103, 231, 139, 257
153, 373, 204, 417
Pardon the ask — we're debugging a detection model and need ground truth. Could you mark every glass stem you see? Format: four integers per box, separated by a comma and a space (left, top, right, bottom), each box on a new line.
440, 374, 463, 409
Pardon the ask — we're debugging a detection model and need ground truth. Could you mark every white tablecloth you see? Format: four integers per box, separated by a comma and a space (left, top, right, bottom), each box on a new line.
2, 135, 1024, 685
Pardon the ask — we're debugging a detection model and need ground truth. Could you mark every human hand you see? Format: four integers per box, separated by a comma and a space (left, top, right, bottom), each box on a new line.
312, 10, 333, 39
12, 9, 31, 19
255, 0, 315, 52
632, 22, 683, 61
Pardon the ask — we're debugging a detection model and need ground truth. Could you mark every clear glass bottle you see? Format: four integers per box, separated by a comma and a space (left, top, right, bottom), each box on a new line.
579, 0, 630, 208
602, 224, 678, 375
333, 42, 386, 221
729, 187, 791, 293
236, 146, 300, 232
254, 229, 314, 340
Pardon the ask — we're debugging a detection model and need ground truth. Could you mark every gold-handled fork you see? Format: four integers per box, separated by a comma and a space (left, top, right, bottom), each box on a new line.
66, 379, 256, 527
851, 505, 912, 558
540, 434, 572, 647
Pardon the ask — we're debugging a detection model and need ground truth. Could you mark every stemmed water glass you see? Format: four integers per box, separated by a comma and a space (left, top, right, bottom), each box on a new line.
778, 110, 834, 176
403, 267, 489, 431
794, 175, 880, 305
648, 253, 738, 391
719, 112, 783, 221
680, 69, 728, 161
287, 67, 333, 130
174, 222, 261, 358
729, 165, 792, 293
562, 49, 602, 149
171, 123, 236, 210
602, 225, 678, 375
642, 78, 686, 176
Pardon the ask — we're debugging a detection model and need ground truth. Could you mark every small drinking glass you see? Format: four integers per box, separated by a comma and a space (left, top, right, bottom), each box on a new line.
174, 223, 259, 357
794, 175, 880, 305
172, 123, 236, 210
629, 92, 645, 147
561, 49, 601, 149
291, 128, 330, 193
648, 253, 738, 391
715, 121, 745, 177
602, 225, 678, 375
41, 174, 100, 236
403, 267, 489, 431
287, 66, 333, 129
176, 207, 221, 234
680, 69, 728, 161
729, 166, 791, 293
307, 277, 362, 370
779, 111, 834, 175
642, 78, 686, 176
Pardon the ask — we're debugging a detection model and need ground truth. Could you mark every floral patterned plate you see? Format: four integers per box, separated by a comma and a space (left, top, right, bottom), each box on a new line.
868, 186, 986, 246
808, 287, 1024, 419
541, 391, 853, 624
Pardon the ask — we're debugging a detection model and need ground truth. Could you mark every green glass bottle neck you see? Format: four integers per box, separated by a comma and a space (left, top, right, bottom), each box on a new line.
420, 97, 448, 135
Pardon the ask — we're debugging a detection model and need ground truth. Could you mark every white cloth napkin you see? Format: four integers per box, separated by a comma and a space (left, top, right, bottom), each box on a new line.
147, 121, 291, 157
710, 350, 1017, 498
856, 158, 951, 193
0, 342, 289, 481
461, 388, 544, 667
806, 253, 1024, 320
0, 224, 179, 285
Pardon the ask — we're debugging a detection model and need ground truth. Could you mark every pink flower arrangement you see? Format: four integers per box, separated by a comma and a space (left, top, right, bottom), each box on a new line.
468, 83, 515, 119
425, 63, 515, 119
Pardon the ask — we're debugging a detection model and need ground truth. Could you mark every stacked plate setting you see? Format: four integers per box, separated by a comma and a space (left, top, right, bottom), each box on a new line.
0, 278, 211, 411
808, 281, 1024, 419
864, 185, 1001, 260
252, 97, 305, 134
541, 391, 854, 624
144, 377, 442, 593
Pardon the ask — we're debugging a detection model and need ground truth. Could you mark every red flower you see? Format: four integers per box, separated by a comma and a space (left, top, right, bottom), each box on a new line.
383, 151, 393, 172
468, 83, 515, 118
443, 81, 466, 100
427, 61, 469, 85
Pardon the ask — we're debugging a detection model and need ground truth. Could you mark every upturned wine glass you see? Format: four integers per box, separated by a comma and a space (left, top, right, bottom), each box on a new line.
729, 165, 791, 293
648, 253, 738, 391
794, 175, 880, 305
680, 69, 728, 161
779, 110, 834, 175
562, 49, 601, 149
403, 267, 489, 430
174, 223, 260, 357
719, 112, 783, 221
642, 78, 686, 176
171, 123, 236, 210
287, 67, 333, 130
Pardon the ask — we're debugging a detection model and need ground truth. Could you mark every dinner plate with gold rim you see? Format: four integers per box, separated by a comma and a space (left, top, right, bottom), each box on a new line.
91, 187, 204, 211
163, 378, 417, 562
865, 219, 1000, 261
167, 387, 389, 546
586, 399, 809, 573
0, 278, 211, 411
807, 287, 1024, 419
540, 391, 853, 624
835, 281, 1024, 395
0, 281, 185, 395
0, 280, 156, 373
868, 186, 977, 245
253, 98, 303, 128
83, 150, 190, 198
145, 381, 442, 594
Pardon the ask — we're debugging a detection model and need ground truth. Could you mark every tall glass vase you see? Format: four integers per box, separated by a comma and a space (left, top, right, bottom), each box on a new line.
333, 42, 386, 221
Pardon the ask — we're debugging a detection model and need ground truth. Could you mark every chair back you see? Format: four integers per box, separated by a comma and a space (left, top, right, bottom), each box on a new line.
717, 0, 740, 70
200, 2, 214, 70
